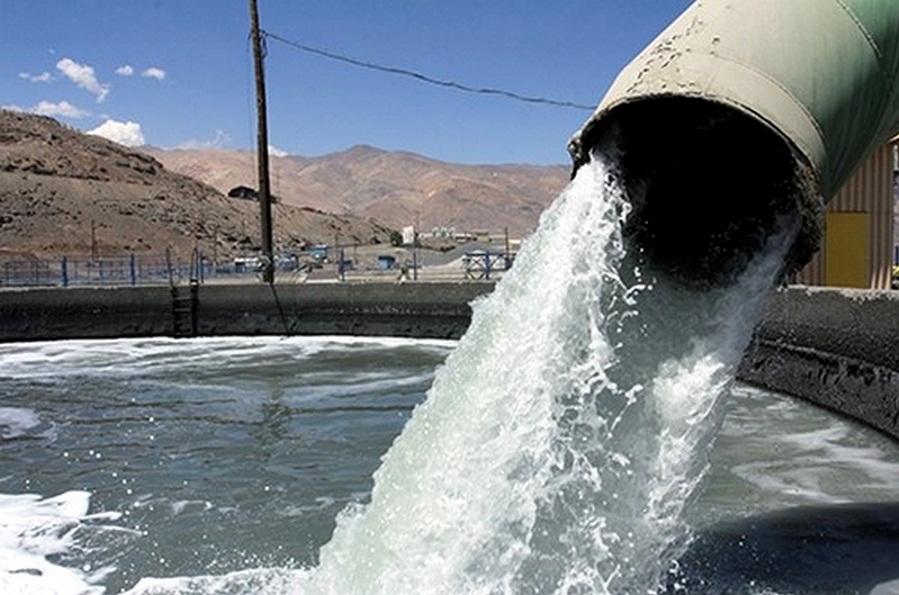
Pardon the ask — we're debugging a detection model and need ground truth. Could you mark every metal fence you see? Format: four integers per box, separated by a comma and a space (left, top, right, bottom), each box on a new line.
1, 249, 509, 288
0, 252, 249, 288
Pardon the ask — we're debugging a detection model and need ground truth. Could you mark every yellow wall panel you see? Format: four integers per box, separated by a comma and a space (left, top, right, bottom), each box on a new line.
795, 143, 894, 289
824, 212, 869, 288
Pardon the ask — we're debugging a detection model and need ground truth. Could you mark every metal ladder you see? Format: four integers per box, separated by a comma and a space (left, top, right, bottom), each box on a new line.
169, 248, 200, 338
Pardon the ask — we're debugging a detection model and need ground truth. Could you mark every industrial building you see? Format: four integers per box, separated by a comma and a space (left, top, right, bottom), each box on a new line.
795, 142, 897, 289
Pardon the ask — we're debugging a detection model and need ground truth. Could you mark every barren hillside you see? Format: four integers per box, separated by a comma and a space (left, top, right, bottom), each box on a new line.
147, 145, 570, 237
0, 111, 393, 261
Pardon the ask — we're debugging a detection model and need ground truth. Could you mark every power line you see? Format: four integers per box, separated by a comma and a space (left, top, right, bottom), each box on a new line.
262, 30, 594, 111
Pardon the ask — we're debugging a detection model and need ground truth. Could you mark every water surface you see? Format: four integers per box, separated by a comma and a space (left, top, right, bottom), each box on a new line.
1, 337, 898, 594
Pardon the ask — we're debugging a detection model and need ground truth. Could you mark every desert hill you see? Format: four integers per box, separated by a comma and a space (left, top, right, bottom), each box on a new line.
0, 110, 393, 261
146, 145, 570, 237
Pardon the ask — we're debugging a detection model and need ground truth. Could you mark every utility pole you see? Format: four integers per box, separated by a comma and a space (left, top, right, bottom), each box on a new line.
90, 219, 97, 261
249, 0, 275, 283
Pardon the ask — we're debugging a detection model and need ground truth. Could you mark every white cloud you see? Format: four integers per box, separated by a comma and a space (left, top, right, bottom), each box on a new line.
32, 100, 88, 119
18, 71, 54, 83
268, 145, 288, 158
174, 130, 230, 150
116, 65, 134, 77
56, 57, 109, 102
88, 119, 145, 147
142, 67, 166, 81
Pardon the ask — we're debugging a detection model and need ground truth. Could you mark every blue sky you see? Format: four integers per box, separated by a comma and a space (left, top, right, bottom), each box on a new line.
1, 1, 691, 165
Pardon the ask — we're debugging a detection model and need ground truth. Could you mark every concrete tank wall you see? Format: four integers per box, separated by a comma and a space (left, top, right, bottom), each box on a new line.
0, 282, 494, 342
0, 282, 896, 439
740, 286, 899, 440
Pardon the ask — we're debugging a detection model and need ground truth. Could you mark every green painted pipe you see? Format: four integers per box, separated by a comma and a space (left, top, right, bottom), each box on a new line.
569, 0, 899, 283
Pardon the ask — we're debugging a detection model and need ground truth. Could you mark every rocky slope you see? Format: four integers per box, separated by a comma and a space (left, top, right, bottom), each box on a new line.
147, 145, 570, 237
0, 110, 393, 261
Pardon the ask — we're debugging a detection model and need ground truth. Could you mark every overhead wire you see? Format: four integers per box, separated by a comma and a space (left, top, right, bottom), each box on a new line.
261, 30, 594, 112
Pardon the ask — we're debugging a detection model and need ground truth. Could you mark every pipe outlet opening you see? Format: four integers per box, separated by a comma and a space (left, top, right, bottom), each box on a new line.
573, 98, 821, 289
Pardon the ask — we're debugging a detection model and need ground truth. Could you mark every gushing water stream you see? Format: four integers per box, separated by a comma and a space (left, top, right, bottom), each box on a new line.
300, 152, 800, 594
1, 149, 812, 595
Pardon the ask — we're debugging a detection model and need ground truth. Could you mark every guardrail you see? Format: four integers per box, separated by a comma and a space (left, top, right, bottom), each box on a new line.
0, 251, 245, 288
1, 248, 513, 288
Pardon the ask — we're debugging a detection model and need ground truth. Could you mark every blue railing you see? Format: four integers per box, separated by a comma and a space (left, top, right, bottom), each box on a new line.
0, 253, 250, 288
0, 251, 313, 288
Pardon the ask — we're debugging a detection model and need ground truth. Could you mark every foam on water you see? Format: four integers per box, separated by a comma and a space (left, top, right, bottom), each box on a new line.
722, 386, 899, 508
0, 407, 52, 441
0, 336, 454, 381
0, 491, 121, 595
123, 568, 310, 595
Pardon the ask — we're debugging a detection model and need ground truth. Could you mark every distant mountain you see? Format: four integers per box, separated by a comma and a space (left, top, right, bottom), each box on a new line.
146, 145, 571, 237
0, 110, 393, 260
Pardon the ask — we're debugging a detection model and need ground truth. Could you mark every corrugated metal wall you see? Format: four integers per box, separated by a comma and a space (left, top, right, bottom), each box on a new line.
795, 143, 895, 289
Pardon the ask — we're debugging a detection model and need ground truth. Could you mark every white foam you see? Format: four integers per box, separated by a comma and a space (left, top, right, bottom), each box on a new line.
0, 408, 45, 440
120, 567, 311, 595
0, 336, 455, 381
871, 578, 899, 595
728, 403, 899, 505
0, 491, 120, 595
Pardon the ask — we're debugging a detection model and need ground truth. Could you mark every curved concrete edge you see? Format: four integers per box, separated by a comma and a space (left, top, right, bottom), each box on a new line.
0, 285, 175, 341
739, 340, 899, 439
195, 282, 492, 340
754, 285, 899, 372
743, 286, 899, 440
0, 282, 495, 342
0, 283, 896, 440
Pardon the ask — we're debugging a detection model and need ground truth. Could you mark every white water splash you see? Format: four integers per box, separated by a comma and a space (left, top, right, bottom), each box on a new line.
302, 153, 799, 594
62, 150, 801, 595
0, 491, 121, 595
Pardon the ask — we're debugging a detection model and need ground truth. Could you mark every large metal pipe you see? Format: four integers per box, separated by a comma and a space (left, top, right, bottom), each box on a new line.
570, 0, 899, 286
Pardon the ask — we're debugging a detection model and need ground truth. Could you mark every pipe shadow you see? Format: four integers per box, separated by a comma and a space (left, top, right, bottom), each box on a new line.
670, 502, 899, 594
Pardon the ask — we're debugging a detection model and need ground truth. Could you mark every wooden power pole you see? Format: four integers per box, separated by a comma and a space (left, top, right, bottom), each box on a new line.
249, 0, 275, 283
